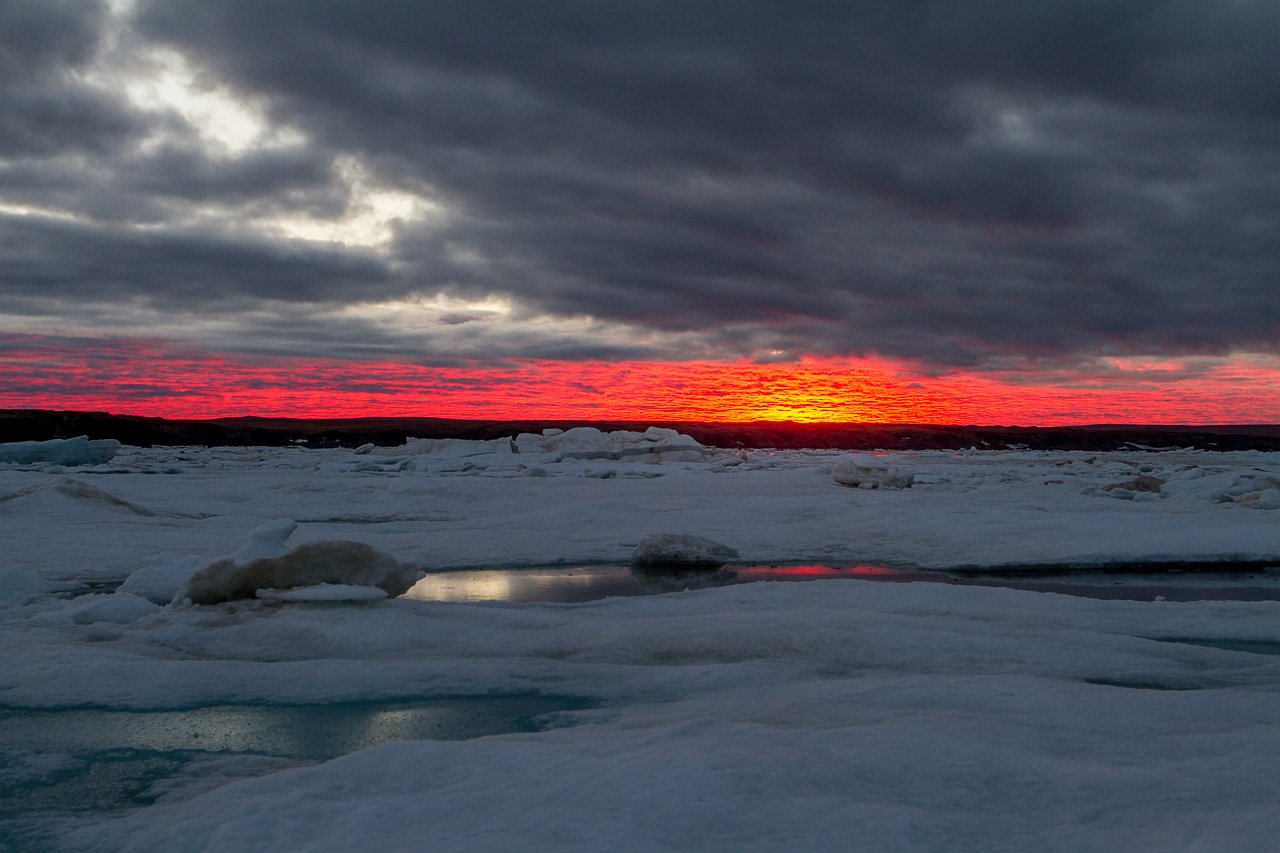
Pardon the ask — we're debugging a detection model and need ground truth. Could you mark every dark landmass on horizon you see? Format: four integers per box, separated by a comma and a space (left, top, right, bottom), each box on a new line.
3, 410, 1279, 452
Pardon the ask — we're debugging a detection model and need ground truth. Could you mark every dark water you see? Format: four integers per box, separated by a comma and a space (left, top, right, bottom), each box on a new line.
402, 562, 1280, 604
0, 695, 588, 761
0, 694, 587, 818
1152, 637, 1280, 655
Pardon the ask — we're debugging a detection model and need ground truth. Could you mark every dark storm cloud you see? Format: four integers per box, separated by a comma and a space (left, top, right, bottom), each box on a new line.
3, 0, 1278, 367
0, 144, 344, 227
0, 0, 152, 159
0, 213, 393, 304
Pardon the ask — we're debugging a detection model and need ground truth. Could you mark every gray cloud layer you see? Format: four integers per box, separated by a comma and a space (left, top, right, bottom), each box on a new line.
2, 0, 1278, 369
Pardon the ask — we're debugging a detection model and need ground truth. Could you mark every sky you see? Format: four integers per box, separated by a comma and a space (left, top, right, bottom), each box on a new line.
1, 0, 1277, 424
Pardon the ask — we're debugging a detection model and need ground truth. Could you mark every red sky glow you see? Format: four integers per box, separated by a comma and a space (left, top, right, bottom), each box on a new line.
3, 335, 1276, 425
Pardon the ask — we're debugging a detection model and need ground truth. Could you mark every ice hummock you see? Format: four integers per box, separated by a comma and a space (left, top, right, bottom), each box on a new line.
631, 533, 739, 569
173, 520, 422, 605
831, 455, 915, 489
513, 426, 709, 462
177, 541, 422, 606
0, 436, 121, 467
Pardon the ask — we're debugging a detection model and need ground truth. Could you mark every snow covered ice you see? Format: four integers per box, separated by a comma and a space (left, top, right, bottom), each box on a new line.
831, 454, 915, 489
1, 430, 1279, 850
176, 523, 422, 605
0, 436, 121, 468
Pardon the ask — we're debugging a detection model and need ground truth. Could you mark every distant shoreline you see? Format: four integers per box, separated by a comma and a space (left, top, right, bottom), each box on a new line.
3, 409, 1279, 452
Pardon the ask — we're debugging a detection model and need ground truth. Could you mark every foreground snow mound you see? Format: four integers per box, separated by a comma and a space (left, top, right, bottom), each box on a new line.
126, 519, 305, 604
233, 518, 299, 563
832, 456, 915, 489
514, 427, 710, 463
0, 436, 121, 467
176, 541, 423, 605
632, 533, 739, 570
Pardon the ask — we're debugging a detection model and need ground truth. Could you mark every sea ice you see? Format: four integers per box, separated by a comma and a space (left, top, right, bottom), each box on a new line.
119, 554, 209, 604
513, 426, 710, 462
232, 518, 298, 563
831, 455, 915, 489
1235, 488, 1280, 510
631, 533, 739, 569
2, 436, 1279, 851
8, 580, 1279, 853
175, 524, 422, 605
0, 566, 44, 607
1214, 474, 1280, 509
59, 592, 161, 625
0, 476, 165, 517
399, 437, 515, 459
0, 436, 121, 467
1106, 475, 1166, 494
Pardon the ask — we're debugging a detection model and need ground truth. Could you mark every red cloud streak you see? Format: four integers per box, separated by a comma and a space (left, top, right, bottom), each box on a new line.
1, 336, 1277, 424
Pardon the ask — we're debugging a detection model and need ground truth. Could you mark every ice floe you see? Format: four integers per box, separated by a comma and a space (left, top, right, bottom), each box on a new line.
831, 454, 915, 489
0, 436, 121, 467
513, 426, 710, 462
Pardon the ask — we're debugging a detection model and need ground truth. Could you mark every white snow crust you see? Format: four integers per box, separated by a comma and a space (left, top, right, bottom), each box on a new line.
1, 433, 1279, 850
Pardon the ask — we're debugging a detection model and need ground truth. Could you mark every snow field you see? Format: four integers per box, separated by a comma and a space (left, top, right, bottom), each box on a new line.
0, 432, 1278, 850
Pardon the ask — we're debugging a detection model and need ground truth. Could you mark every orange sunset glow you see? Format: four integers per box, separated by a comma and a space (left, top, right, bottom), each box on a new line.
3, 336, 1277, 425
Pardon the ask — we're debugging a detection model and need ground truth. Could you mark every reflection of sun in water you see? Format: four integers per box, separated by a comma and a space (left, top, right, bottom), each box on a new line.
404, 572, 514, 602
